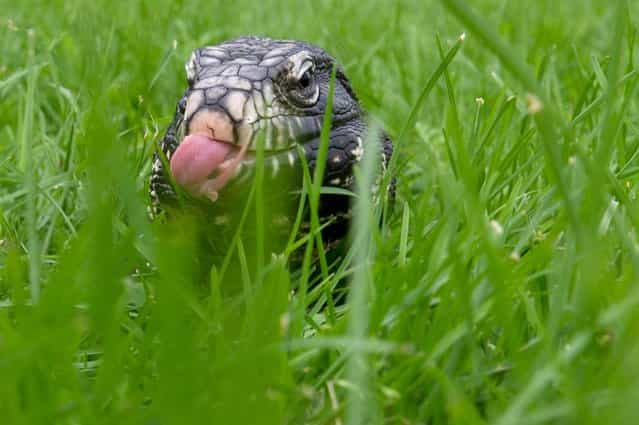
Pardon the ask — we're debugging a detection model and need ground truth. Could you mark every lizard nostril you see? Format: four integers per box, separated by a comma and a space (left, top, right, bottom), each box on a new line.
206, 124, 216, 140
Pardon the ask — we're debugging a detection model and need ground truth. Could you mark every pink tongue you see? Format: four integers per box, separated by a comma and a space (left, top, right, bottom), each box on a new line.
170, 134, 234, 197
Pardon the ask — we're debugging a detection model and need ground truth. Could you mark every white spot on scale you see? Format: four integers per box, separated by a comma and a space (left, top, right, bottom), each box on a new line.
351, 137, 364, 161
381, 152, 388, 170
287, 121, 296, 139
332, 155, 342, 164
350, 145, 364, 161
346, 176, 354, 185
271, 157, 280, 176
330, 178, 341, 185
287, 152, 295, 166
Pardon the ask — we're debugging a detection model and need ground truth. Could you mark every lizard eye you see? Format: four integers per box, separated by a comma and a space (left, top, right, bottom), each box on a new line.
286, 60, 319, 107
298, 68, 312, 89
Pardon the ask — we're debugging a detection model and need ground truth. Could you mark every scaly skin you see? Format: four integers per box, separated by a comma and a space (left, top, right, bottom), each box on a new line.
149, 36, 393, 246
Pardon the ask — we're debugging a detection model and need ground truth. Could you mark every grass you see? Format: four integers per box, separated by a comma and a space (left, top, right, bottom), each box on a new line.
2, 0, 639, 423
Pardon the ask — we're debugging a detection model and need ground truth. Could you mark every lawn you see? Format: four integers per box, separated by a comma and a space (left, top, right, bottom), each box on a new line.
2, 0, 639, 424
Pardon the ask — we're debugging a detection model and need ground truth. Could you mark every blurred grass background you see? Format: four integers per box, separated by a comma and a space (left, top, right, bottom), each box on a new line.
2, 0, 639, 423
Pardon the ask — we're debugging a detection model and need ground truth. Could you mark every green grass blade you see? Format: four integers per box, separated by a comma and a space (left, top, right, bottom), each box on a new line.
346, 125, 381, 425
20, 29, 40, 303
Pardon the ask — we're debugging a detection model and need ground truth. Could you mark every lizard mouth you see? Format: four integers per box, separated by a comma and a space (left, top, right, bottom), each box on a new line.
169, 132, 301, 203
168, 107, 309, 203
169, 133, 252, 203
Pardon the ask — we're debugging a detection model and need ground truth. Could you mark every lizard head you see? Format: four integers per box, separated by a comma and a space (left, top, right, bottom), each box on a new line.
149, 36, 392, 243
